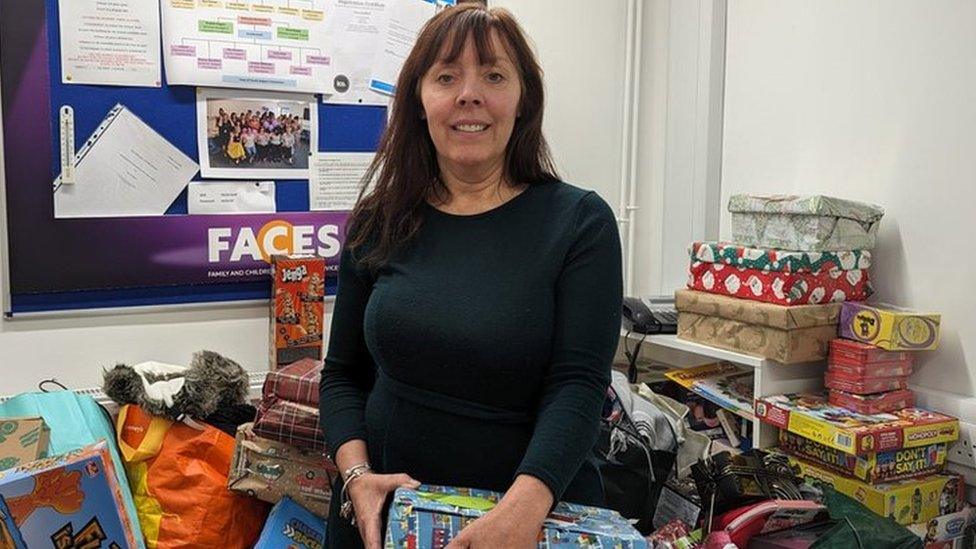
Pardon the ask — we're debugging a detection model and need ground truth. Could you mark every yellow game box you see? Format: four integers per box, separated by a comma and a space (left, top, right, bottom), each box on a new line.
839, 302, 941, 351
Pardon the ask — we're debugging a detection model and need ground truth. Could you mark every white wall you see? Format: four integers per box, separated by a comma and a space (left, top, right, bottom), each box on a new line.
722, 0, 976, 398
0, 0, 639, 394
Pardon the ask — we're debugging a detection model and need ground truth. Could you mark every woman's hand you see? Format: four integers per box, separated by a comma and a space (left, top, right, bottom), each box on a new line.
444, 502, 545, 548
347, 472, 421, 549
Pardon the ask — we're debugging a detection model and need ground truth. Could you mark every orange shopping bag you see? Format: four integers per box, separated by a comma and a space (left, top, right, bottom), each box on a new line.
116, 405, 269, 548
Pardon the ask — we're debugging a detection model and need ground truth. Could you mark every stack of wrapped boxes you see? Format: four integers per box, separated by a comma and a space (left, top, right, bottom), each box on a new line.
677, 194, 885, 364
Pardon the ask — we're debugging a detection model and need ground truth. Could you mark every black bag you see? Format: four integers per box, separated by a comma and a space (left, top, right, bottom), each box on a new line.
594, 383, 677, 535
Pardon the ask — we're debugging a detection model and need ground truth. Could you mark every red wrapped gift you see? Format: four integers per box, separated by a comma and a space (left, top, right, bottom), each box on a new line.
827, 360, 913, 378
828, 389, 915, 414
253, 396, 326, 452
828, 339, 913, 366
687, 262, 872, 306
262, 358, 323, 407
824, 371, 909, 395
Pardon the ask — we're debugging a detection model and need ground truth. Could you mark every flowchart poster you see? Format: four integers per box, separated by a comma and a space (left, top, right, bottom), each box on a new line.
161, 0, 333, 93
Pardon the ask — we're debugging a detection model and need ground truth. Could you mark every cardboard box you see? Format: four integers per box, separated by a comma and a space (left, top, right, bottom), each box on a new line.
779, 430, 946, 484
0, 496, 26, 549
0, 418, 49, 472
755, 393, 959, 455
385, 485, 648, 548
228, 422, 335, 518
0, 441, 139, 548
253, 496, 326, 549
271, 255, 326, 369
728, 194, 884, 251
907, 507, 974, 545
675, 289, 840, 364
839, 302, 941, 351
790, 456, 964, 525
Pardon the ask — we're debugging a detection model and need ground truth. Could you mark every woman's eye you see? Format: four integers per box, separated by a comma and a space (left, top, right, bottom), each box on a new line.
487, 72, 504, 83
436, 74, 454, 84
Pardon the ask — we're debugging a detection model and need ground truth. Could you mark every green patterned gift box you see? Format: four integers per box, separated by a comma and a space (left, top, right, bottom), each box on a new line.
728, 194, 885, 251
689, 241, 871, 273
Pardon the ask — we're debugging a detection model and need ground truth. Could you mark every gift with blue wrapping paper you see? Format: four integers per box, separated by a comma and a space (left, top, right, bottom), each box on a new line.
254, 496, 327, 549
384, 485, 648, 548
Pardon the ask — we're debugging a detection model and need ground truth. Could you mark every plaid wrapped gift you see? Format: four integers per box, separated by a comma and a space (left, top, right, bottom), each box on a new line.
253, 396, 326, 452
262, 358, 323, 407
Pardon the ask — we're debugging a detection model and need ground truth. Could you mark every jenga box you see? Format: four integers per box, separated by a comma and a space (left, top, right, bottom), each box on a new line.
271, 255, 326, 370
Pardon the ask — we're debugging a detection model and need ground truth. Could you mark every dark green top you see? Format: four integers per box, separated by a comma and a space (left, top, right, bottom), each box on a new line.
319, 180, 622, 503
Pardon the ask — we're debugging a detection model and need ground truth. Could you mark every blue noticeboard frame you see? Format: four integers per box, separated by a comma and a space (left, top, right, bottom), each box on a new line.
0, 0, 387, 314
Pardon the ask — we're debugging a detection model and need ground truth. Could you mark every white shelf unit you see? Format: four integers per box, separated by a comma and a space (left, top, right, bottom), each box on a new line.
621, 332, 826, 448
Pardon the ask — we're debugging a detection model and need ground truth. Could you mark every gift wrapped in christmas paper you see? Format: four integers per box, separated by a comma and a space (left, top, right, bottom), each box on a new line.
385, 485, 648, 548
687, 261, 872, 306
675, 289, 841, 363
689, 242, 873, 273
728, 194, 884, 251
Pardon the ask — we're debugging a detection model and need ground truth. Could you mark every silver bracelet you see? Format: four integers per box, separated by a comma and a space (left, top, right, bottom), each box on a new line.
339, 462, 372, 525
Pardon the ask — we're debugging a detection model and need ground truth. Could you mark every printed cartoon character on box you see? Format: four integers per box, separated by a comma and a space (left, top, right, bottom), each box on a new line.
939, 477, 960, 515
912, 488, 923, 523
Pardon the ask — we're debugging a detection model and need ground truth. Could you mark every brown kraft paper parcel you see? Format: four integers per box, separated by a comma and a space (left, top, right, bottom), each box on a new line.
675, 289, 841, 363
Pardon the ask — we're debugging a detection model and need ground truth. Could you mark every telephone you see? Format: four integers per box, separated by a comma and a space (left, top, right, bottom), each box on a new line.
622, 296, 678, 335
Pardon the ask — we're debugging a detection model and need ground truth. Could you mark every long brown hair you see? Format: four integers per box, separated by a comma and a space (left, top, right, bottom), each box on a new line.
346, 4, 559, 271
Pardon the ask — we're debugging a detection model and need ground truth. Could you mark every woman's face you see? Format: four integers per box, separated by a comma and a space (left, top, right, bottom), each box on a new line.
420, 31, 522, 180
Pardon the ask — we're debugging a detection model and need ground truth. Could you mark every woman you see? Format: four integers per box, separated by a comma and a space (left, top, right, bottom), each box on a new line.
320, 5, 622, 548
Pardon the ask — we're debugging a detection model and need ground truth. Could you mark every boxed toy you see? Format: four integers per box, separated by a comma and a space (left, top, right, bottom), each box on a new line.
271, 255, 326, 369
385, 485, 648, 548
0, 496, 26, 549
829, 338, 913, 367
790, 457, 963, 525
675, 290, 841, 364
839, 302, 941, 351
254, 496, 326, 549
727, 194, 884, 251
689, 241, 872, 273
824, 371, 909, 394
778, 430, 946, 484
687, 262, 872, 306
829, 389, 915, 415
755, 393, 959, 455
907, 507, 974, 546
0, 441, 138, 548
228, 422, 335, 517
0, 417, 49, 472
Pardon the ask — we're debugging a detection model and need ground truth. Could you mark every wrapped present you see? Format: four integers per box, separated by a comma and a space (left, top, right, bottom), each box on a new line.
254, 396, 326, 452
675, 290, 840, 364
687, 261, 872, 306
839, 302, 941, 351
689, 241, 872, 273
824, 371, 909, 395
755, 393, 958, 455
828, 360, 913, 379
228, 422, 335, 517
778, 430, 945, 484
253, 496, 327, 549
0, 442, 139, 548
0, 496, 27, 549
828, 389, 915, 415
263, 358, 323, 407
384, 485, 648, 548
728, 194, 884, 251
829, 338, 913, 366
271, 255, 326, 369
790, 456, 964, 525
0, 418, 49, 472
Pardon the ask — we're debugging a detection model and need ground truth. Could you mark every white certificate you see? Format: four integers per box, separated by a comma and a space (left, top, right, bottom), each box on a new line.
58, 0, 163, 87
188, 180, 276, 214
161, 0, 333, 93
369, 0, 455, 96
53, 105, 199, 218
309, 152, 374, 211
322, 0, 393, 106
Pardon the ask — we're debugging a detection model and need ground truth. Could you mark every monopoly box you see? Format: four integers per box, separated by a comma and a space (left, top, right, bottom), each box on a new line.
0, 441, 138, 548
0, 417, 49, 472
253, 496, 326, 549
778, 430, 946, 484
385, 485, 648, 548
228, 423, 335, 518
755, 393, 958, 455
791, 457, 964, 525
271, 255, 326, 369
839, 302, 941, 351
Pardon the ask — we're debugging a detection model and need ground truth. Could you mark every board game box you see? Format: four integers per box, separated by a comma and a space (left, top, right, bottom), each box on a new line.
824, 371, 909, 394
828, 389, 915, 414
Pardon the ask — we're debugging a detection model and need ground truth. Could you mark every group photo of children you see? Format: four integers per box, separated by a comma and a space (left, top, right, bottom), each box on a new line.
197, 89, 317, 178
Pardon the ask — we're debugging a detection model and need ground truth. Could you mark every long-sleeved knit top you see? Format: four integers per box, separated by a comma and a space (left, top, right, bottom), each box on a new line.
319, 180, 622, 504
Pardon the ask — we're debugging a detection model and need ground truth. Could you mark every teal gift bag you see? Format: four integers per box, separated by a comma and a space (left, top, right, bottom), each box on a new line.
0, 391, 146, 549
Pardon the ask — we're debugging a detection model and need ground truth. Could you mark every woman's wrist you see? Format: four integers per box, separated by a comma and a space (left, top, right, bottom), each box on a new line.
497, 474, 554, 523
